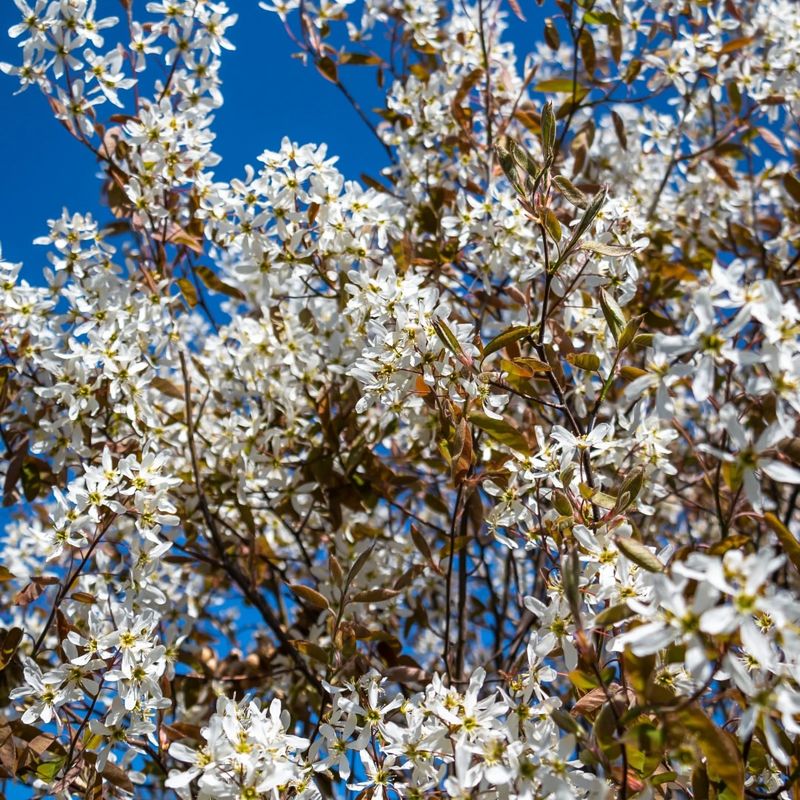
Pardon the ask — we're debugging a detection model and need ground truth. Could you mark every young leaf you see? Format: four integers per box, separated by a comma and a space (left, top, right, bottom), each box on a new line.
556, 188, 608, 266
14, 576, 59, 606
347, 543, 375, 586
289, 584, 330, 610
195, 266, 246, 301
611, 110, 627, 150
783, 172, 800, 204
0, 720, 15, 776
151, 376, 185, 400
615, 468, 644, 512
581, 241, 634, 257
481, 325, 535, 361
674, 708, 744, 799
574, 187, 607, 239
468, 412, 531, 454
544, 18, 560, 49
316, 55, 338, 83
36, 756, 66, 783
410, 524, 433, 562
290, 639, 329, 663
514, 356, 552, 372
617, 315, 644, 351
566, 352, 600, 371
553, 175, 589, 208
593, 604, 635, 628
542, 208, 562, 242
579, 29, 596, 75
536, 79, 590, 100
764, 512, 800, 573
0, 627, 23, 671
616, 536, 663, 572
599, 288, 626, 342
432, 319, 466, 360
608, 22, 622, 64
450, 416, 473, 484
177, 278, 198, 307
540, 100, 556, 161
351, 588, 402, 603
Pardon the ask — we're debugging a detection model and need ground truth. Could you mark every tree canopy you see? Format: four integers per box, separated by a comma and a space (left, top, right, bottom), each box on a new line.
2, 0, 800, 798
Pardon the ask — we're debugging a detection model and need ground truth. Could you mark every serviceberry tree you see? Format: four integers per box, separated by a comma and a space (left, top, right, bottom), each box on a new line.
1, 0, 800, 798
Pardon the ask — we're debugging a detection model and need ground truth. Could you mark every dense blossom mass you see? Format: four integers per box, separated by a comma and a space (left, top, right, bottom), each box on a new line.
1, 0, 800, 798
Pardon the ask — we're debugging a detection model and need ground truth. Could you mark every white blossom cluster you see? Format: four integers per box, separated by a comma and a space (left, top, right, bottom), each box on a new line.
1, 0, 800, 798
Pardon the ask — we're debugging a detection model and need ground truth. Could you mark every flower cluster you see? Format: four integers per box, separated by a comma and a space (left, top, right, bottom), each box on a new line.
1, 0, 800, 798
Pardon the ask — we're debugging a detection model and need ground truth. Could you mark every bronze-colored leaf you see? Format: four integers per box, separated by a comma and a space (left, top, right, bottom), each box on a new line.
289, 583, 330, 610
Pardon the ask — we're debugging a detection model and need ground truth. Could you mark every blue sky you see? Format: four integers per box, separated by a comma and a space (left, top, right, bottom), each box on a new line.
0, 2, 389, 277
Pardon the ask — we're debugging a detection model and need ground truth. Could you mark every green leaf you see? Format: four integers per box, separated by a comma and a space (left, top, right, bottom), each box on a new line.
542, 208, 562, 242
535, 79, 589, 100
35, 755, 65, 783
552, 490, 573, 516
599, 288, 626, 342
551, 708, 581, 734
611, 111, 627, 151
583, 9, 620, 23
351, 588, 402, 603
675, 708, 744, 799
615, 468, 644, 512
572, 188, 607, 242
290, 639, 329, 663
468, 412, 531, 454
618, 315, 644, 351
553, 175, 588, 208
764, 512, 800, 573
500, 357, 535, 378
616, 536, 663, 572
0, 627, 23, 671
540, 100, 556, 161
593, 604, 635, 627
591, 490, 618, 509
562, 549, 582, 622
21, 458, 49, 502
195, 266, 246, 301
339, 52, 383, 66
581, 241, 634, 257
177, 278, 198, 307
544, 18, 560, 50
347, 543, 375, 586
579, 30, 596, 74
514, 356, 552, 372
554, 188, 608, 270
151, 376, 185, 400
507, 138, 542, 178
566, 352, 600, 371
594, 701, 619, 752
410, 525, 433, 562
495, 143, 526, 198
623, 650, 656, 700
432, 319, 466, 360
289, 583, 330, 610
481, 326, 535, 361
783, 172, 800, 203
652, 771, 678, 787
